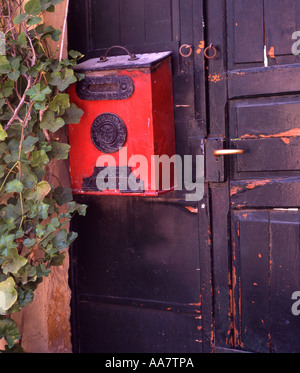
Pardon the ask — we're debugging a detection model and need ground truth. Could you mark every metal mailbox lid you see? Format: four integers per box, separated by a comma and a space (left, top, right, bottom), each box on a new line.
74, 51, 172, 72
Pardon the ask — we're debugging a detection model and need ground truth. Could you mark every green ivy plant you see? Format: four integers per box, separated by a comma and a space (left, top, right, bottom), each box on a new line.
0, 0, 86, 352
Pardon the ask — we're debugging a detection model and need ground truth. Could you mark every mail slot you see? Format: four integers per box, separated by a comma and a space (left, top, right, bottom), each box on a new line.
68, 47, 176, 196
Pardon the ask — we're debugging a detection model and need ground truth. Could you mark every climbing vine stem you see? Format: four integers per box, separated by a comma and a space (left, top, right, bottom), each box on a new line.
0, 0, 86, 352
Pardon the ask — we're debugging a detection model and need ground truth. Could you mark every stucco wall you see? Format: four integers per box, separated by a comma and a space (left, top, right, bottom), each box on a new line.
0, 1, 73, 353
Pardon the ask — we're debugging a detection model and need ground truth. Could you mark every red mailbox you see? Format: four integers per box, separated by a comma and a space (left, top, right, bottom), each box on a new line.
68, 47, 176, 196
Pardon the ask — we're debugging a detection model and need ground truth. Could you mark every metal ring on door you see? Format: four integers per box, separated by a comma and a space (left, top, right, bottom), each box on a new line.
179, 44, 193, 58
204, 44, 217, 59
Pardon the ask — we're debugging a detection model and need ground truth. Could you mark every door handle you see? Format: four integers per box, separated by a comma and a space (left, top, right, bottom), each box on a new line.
179, 44, 193, 58
213, 149, 245, 156
204, 43, 217, 59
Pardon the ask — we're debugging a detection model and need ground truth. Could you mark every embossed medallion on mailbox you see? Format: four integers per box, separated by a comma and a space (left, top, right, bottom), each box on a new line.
91, 113, 127, 154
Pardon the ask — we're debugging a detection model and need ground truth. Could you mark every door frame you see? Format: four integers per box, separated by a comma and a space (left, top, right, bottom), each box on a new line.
205, 0, 235, 351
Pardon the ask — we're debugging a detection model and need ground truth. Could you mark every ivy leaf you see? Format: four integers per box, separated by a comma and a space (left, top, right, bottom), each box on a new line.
17, 263, 37, 285
20, 164, 38, 189
50, 252, 66, 266
69, 50, 84, 59
13, 13, 28, 25
0, 234, 18, 252
0, 277, 18, 315
28, 201, 49, 219
5, 180, 24, 194
8, 70, 20, 82
0, 164, 5, 178
31, 150, 49, 167
45, 5, 55, 12
40, 141, 52, 153
7, 58, 21, 81
24, 180, 51, 201
53, 186, 73, 206
23, 238, 36, 248
0, 80, 14, 98
49, 93, 70, 114
2, 248, 28, 275
75, 72, 85, 82
52, 229, 68, 251
0, 318, 21, 348
4, 149, 19, 164
67, 201, 87, 216
8, 288, 35, 313
1, 203, 22, 222
40, 110, 65, 132
67, 231, 78, 245
49, 69, 77, 92
26, 83, 51, 102
0, 56, 11, 74
48, 0, 65, 5
35, 24, 61, 41
0, 124, 7, 141
36, 218, 57, 238
35, 181, 51, 200
77, 204, 88, 216
66, 201, 77, 214
51, 229, 78, 252
39, 0, 65, 13
22, 135, 39, 153
50, 141, 70, 160
36, 263, 51, 278
17, 288, 34, 309
24, 0, 42, 16
62, 103, 84, 124
18, 32, 27, 48
26, 16, 42, 25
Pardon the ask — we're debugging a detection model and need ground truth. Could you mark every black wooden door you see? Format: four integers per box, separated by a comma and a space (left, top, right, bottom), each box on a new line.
208, 0, 300, 353
68, 0, 213, 353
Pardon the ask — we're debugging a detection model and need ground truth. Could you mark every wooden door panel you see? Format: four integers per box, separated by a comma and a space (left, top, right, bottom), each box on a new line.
89, 0, 174, 51
234, 137, 300, 172
72, 196, 201, 305
227, 0, 264, 69
230, 178, 300, 208
270, 211, 300, 352
230, 96, 300, 139
77, 301, 202, 353
208, 0, 300, 353
232, 210, 300, 352
227, 0, 300, 70
228, 65, 300, 98
264, 0, 300, 65
71, 195, 204, 353
232, 210, 270, 352
230, 96, 300, 177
